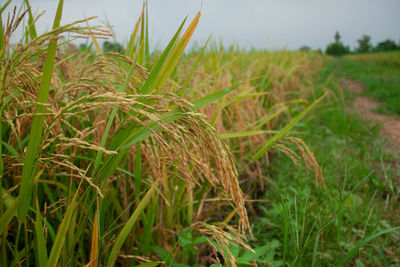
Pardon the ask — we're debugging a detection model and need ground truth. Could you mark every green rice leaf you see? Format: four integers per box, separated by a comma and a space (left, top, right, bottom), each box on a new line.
34, 198, 48, 267
251, 93, 326, 162
150, 12, 200, 91
46, 183, 80, 267
24, 0, 38, 40
0, 0, 11, 15
138, 5, 145, 65
140, 17, 187, 94
0, 197, 18, 235
192, 86, 235, 110
125, 13, 142, 60
219, 131, 265, 139
106, 180, 159, 267
17, 0, 64, 222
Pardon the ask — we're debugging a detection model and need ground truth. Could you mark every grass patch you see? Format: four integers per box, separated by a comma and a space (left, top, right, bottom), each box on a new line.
249, 56, 400, 266
323, 51, 400, 115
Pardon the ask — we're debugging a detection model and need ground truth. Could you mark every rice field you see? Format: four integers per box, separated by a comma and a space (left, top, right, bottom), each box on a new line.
1, 1, 399, 266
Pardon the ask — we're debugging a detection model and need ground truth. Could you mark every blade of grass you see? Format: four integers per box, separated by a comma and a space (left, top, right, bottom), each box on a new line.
336, 226, 400, 265
17, 0, 64, 222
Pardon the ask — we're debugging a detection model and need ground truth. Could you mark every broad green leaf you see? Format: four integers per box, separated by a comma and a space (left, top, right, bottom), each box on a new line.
239, 240, 280, 262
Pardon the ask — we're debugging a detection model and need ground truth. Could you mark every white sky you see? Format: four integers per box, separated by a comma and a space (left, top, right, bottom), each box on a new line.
4, 0, 400, 50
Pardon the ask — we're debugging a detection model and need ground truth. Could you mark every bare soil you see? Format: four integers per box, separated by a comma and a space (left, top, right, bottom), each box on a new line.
341, 79, 400, 151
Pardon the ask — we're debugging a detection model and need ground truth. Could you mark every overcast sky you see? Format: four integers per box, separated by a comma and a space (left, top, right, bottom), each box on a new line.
5, 0, 400, 50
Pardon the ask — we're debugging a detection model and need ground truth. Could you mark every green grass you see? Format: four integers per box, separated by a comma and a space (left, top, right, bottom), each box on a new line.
248, 54, 400, 266
323, 51, 400, 115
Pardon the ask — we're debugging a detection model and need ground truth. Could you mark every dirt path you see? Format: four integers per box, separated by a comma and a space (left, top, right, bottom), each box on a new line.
341, 78, 400, 151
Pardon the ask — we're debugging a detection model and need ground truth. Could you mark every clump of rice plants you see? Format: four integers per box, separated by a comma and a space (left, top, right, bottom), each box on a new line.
0, 0, 337, 265
176, 45, 326, 195
0, 1, 253, 266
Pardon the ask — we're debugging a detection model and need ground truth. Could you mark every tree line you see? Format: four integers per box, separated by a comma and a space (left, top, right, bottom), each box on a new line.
325, 31, 399, 56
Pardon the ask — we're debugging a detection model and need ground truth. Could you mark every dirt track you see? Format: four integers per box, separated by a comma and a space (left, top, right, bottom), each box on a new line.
341, 78, 400, 151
